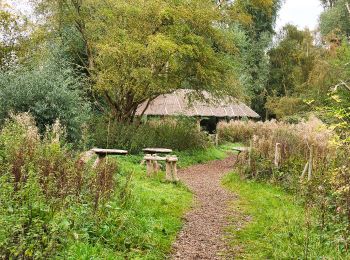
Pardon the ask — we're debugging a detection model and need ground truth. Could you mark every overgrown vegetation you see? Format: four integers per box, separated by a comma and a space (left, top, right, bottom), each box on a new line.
90, 117, 210, 154
0, 113, 230, 258
224, 173, 346, 259
0, 59, 90, 142
219, 117, 350, 256
0, 114, 119, 258
1, 0, 350, 258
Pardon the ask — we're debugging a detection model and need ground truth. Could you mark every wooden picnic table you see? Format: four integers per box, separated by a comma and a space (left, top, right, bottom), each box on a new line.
142, 148, 178, 182
91, 148, 128, 157
142, 148, 173, 154
91, 148, 128, 167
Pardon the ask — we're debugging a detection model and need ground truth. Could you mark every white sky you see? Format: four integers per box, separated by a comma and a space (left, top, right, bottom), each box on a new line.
276, 0, 324, 31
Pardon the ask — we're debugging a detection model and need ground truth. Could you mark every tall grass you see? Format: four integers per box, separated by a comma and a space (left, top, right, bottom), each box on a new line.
3, 113, 230, 258
0, 114, 119, 258
90, 116, 210, 153
219, 117, 350, 255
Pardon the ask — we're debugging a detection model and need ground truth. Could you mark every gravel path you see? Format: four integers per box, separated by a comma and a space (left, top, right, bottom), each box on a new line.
171, 156, 236, 260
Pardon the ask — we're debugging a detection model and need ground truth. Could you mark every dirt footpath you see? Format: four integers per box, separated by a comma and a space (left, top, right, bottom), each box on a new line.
171, 156, 236, 260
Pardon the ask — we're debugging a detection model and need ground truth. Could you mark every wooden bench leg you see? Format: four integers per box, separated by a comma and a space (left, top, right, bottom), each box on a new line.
171, 161, 179, 182
153, 161, 160, 173
93, 155, 105, 168
146, 160, 153, 177
232, 151, 241, 168
152, 154, 160, 173
165, 161, 172, 181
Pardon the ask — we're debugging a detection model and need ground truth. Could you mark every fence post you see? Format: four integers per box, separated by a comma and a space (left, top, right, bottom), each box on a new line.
248, 139, 253, 167
197, 118, 201, 131
215, 133, 219, 147
301, 161, 309, 180
274, 143, 282, 168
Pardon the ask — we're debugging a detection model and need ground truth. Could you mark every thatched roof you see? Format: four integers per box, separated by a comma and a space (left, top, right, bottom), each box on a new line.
136, 89, 260, 118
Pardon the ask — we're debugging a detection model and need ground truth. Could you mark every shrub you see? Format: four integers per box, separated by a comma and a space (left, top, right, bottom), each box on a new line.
0, 60, 90, 142
90, 116, 210, 153
0, 114, 118, 258
217, 120, 257, 144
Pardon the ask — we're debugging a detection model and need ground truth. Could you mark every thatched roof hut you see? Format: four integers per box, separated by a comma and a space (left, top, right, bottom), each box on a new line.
136, 89, 260, 119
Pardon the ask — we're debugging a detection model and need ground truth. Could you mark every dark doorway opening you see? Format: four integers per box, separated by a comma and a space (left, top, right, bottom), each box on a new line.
200, 117, 218, 134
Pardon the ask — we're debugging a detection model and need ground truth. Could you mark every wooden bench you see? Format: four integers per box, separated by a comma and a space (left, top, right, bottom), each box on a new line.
142, 148, 178, 182
232, 146, 251, 167
233, 147, 250, 155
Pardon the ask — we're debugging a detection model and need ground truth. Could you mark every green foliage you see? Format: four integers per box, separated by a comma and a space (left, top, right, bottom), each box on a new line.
0, 60, 90, 142
176, 145, 230, 168
320, 0, 339, 8
90, 117, 210, 153
0, 114, 118, 258
229, 0, 282, 117
1, 114, 238, 258
33, 0, 243, 122
0, 5, 29, 69
266, 25, 322, 119
265, 96, 308, 119
221, 118, 350, 253
0, 113, 211, 258
223, 173, 347, 258
320, 0, 350, 37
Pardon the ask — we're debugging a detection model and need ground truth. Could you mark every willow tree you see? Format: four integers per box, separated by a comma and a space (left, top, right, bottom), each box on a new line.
226, 0, 282, 117
33, 0, 242, 122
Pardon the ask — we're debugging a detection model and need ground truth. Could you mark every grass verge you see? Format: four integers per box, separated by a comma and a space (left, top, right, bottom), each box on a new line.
64, 145, 232, 259
223, 173, 346, 259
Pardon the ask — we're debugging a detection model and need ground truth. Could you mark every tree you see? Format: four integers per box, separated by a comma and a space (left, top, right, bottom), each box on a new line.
32, 0, 243, 122
0, 3, 28, 69
320, 0, 339, 8
320, 0, 350, 37
266, 25, 322, 119
228, 0, 283, 117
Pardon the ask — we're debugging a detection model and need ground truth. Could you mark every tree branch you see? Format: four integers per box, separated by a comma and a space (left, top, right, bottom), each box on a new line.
346, 2, 350, 16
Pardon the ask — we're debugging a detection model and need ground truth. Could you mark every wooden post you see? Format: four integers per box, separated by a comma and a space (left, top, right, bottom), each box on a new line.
197, 118, 201, 131
248, 139, 253, 167
274, 143, 282, 168
308, 145, 313, 181
301, 161, 309, 180
78, 150, 95, 166
93, 157, 101, 168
